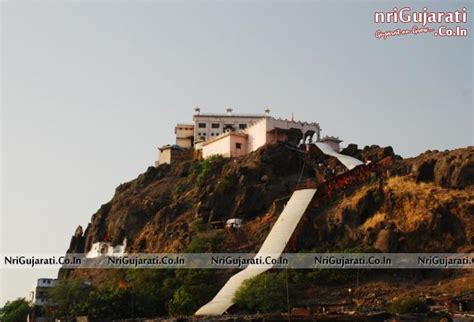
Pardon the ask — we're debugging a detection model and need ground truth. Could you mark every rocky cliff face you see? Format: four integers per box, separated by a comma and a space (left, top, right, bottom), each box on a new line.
408, 147, 474, 189
62, 143, 473, 317
303, 175, 474, 253
68, 143, 316, 254
67, 144, 473, 256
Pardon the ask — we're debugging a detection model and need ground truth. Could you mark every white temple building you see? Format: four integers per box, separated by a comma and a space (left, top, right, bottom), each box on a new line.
156, 108, 344, 164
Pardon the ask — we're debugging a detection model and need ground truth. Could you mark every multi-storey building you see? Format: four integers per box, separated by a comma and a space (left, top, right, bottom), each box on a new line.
192, 107, 270, 143
201, 116, 321, 158
156, 108, 331, 164
28, 278, 57, 307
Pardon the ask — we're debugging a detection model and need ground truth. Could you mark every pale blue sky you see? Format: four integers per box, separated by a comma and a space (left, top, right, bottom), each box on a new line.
1, 0, 472, 306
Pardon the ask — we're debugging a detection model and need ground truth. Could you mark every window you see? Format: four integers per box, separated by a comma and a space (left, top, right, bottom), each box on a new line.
198, 123, 206, 128
211, 133, 214, 136
236, 143, 242, 149
239, 124, 247, 129
212, 123, 220, 128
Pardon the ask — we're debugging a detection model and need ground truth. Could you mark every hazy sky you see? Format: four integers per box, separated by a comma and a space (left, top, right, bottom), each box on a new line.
1, 0, 472, 306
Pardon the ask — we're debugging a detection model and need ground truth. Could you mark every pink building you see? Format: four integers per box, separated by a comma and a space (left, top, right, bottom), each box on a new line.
201, 132, 248, 158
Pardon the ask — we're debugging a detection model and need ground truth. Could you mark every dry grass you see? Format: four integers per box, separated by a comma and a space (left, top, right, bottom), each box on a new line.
384, 176, 473, 232
362, 211, 386, 231
328, 176, 472, 235
338, 182, 378, 210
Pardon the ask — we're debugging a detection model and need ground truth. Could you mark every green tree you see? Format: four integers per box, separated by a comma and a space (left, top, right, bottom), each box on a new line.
167, 269, 220, 316
49, 279, 135, 320
168, 287, 195, 316
388, 296, 427, 314
185, 231, 225, 253
233, 272, 288, 313
0, 298, 31, 322
125, 269, 172, 317
48, 279, 90, 317
84, 287, 132, 320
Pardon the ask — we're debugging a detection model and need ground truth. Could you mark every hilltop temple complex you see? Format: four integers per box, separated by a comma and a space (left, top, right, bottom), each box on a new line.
156, 108, 342, 165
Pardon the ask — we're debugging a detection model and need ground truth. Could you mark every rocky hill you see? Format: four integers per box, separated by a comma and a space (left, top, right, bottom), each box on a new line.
67, 144, 473, 255
63, 143, 474, 316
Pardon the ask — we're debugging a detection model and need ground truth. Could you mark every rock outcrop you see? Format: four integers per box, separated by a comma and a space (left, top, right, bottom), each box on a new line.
65, 144, 473, 256
60, 143, 474, 317
341, 144, 401, 162
67, 143, 317, 254
303, 174, 473, 253
408, 147, 474, 189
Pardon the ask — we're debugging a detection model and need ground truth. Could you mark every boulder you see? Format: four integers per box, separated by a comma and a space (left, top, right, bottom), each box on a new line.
410, 147, 474, 188
341, 143, 359, 157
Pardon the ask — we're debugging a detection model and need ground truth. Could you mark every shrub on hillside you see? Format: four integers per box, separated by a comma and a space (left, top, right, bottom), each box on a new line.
185, 231, 225, 253
233, 272, 289, 313
388, 296, 427, 314
189, 155, 223, 186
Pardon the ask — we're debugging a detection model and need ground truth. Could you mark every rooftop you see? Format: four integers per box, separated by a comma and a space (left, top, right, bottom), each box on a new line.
158, 144, 185, 151
201, 131, 248, 146
193, 113, 268, 118
193, 107, 271, 119
320, 135, 342, 142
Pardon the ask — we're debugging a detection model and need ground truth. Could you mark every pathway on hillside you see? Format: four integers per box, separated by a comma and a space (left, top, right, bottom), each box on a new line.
195, 143, 363, 316
195, 188, 317, 316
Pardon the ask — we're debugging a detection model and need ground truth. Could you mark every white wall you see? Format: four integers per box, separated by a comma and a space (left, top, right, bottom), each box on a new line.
202, 134, 248, 158
246, 118, 268, 152
323, 140, 341, 152
86, 240, 126, 258
158, 148, 171, 165
246, 118, 320, 153
202, 135, 231, 158
202, 117, 322, 158
176, 138, 193, 148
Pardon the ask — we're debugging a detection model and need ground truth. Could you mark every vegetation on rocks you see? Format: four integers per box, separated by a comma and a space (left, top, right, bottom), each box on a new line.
59, 143, 473, 318
388, 296, 428, 314
233, 272, 289, 313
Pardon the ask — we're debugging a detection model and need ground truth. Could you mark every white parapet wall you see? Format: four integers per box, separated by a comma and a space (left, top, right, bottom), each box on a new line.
195, 189, 317, 316
314, 142, 363, 170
